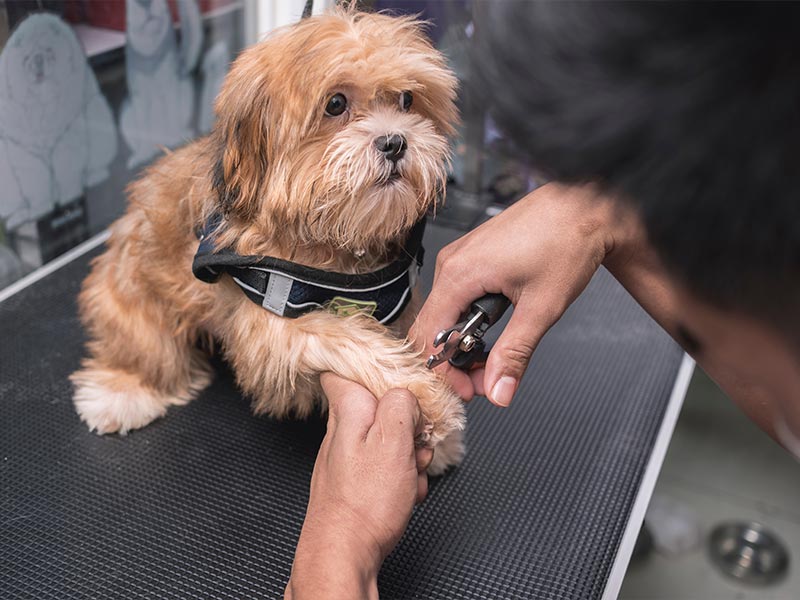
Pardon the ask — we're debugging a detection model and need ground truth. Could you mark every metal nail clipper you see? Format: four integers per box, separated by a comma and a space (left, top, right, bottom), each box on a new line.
426, 293, 511, 371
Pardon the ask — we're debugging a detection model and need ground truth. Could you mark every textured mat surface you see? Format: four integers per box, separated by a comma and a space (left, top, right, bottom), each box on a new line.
1, 226, 683, 600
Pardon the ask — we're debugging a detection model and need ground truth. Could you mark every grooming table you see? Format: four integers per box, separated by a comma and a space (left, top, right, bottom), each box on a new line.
0, 223, 691, 600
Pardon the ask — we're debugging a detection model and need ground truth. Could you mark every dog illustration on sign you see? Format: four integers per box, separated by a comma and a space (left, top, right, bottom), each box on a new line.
0, 14, 117, 231
120, 0, 204, 168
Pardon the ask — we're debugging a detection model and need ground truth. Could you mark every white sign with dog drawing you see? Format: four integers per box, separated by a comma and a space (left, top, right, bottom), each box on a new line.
0, 14, 117, 231
120, 0, 204, 168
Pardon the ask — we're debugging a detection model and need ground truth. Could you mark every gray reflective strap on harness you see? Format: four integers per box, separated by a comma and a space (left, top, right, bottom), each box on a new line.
262, 272, 293, 315
191, 215, 426, 325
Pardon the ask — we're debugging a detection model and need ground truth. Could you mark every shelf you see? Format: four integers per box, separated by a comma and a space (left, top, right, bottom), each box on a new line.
73, 24, 126, 58
74, 0, 244, 59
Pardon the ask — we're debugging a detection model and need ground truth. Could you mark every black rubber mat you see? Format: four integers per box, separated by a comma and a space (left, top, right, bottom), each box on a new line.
0, 226, 683, 600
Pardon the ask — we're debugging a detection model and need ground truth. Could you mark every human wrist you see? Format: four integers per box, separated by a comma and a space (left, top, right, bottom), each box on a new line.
537, 182, 619, 264
289, 544, 379, 600
289, 519, 382, 600
598, 194, 649, 276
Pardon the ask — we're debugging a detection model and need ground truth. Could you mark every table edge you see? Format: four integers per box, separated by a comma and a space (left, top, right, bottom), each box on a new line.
601, 353, 695, 600
0, 230, 110, 305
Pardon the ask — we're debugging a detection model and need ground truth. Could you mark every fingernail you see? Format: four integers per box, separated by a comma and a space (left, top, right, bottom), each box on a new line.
490, 376, 516, 407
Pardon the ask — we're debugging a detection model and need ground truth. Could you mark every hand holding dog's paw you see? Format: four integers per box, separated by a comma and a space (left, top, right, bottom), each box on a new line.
287, 373, 429, 600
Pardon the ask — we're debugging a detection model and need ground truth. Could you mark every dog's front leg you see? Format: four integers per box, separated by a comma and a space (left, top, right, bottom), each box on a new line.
221, 306, 465, 474
71, 247, 212, 434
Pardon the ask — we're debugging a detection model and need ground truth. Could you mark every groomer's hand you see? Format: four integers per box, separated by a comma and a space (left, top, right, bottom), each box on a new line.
286, 374, 432, 600
412, 183, 625, 407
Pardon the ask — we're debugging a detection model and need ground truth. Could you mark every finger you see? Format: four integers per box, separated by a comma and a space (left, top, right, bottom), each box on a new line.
320, 372, 378, 439
483, 294, 556, 407
435, 363, 475, 401
415, 446, 434, 472
368, 388, 420, 453
408, 293, 462, 356
416, 472, 429, 504
409, 244, 486, 356
469, 367, 486, 397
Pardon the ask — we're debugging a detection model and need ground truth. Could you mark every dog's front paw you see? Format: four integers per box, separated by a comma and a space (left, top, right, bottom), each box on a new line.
428, 428, 465, 476
409, 379, 466, 474
72, 379, 166, 435
70, 366, 198, 435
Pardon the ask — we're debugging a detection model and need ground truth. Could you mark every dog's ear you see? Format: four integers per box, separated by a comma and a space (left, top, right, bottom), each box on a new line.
211, 52, 273, 219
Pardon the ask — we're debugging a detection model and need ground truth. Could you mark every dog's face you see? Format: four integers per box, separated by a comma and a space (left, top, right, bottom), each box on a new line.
212, 10, 458, 253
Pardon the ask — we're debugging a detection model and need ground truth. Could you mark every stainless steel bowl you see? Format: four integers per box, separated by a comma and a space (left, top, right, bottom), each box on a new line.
708, 521, 790, 586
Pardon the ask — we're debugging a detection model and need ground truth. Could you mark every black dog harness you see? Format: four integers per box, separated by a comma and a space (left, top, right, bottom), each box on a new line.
192, 213, 425, 325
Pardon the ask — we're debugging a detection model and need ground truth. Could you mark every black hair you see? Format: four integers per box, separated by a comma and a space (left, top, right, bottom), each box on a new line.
474, 2, 800, 336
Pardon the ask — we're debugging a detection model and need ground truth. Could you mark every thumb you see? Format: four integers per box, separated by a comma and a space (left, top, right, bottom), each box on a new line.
483, 295, 556, 407
320, 373, 378, 439
368, 388, 420, 454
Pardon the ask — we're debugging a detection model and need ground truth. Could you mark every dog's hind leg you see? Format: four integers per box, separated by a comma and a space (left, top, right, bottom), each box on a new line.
70, 250, 211, 435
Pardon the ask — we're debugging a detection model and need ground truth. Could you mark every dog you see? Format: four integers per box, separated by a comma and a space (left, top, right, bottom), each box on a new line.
71, 9, 465, 474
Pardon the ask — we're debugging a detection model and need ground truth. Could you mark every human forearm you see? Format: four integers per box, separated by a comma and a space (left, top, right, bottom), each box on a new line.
601, 205, 684, 339
602, 202, 778, 435
287, 533, 378, 600
285, 376, 429, 600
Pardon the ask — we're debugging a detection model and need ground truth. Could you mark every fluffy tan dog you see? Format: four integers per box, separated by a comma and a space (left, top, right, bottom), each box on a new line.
70, 9, 465, 473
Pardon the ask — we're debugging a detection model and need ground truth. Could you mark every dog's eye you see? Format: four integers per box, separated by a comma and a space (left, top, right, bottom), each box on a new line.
325, 93, 348, 117
400, 91, 413, 111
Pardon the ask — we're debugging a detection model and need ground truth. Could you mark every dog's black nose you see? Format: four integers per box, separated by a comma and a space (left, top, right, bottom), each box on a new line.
374, 134, 407, 163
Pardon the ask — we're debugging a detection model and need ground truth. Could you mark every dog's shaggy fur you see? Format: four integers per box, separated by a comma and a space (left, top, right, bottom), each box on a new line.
70, 10, 465, 473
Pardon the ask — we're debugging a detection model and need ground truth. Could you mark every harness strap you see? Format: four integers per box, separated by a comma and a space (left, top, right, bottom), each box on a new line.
192, 215, 426, 325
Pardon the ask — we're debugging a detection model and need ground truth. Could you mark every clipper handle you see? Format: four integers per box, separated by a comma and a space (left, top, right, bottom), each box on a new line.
471, 293, 511, 328
447, 293, 511, 371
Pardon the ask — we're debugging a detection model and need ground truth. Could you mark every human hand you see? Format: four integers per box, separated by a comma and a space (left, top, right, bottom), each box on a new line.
286, 373, 432, 600
412, 183, 623, 407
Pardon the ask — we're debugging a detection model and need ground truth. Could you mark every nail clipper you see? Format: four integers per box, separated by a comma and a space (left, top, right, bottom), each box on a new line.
426, 293, 511, 371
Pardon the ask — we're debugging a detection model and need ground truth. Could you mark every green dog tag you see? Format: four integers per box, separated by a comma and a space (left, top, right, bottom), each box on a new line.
328, 296, 378, 318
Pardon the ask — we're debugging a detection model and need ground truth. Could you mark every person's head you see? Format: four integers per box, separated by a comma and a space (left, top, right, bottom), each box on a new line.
474, 3, 800, 439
